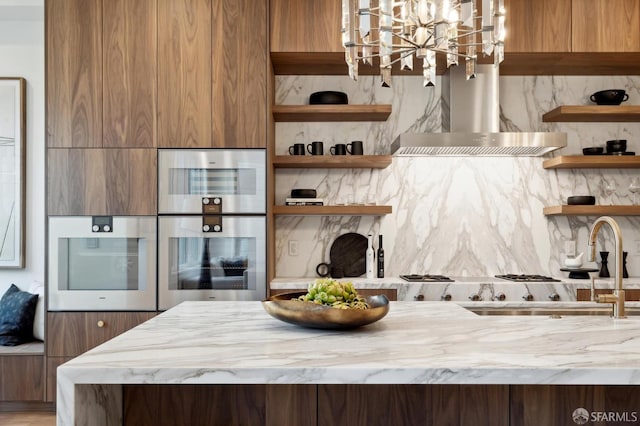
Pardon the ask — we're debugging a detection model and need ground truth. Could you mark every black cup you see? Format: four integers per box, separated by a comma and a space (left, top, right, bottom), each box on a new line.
307, 141, 324, 155
347, 141, 363, 155
330, 144, 347, 155
289, 143, 305, 155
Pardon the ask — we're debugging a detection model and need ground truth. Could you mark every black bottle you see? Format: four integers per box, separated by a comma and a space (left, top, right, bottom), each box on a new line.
377, 235, 384, 278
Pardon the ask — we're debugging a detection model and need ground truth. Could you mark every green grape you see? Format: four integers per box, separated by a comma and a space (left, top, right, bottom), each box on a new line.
296, 278, 369, 309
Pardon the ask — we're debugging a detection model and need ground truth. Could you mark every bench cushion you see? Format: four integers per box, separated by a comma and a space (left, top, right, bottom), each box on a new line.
0, 284, 38, 346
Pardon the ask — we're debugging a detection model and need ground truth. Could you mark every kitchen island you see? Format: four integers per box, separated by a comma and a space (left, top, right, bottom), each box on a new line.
57, 301, 640, 425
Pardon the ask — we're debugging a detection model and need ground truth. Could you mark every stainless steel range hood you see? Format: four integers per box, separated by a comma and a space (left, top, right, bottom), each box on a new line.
391, 65, 567, 156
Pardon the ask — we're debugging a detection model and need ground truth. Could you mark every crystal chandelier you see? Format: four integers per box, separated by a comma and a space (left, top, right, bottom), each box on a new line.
341, 0, 506, 87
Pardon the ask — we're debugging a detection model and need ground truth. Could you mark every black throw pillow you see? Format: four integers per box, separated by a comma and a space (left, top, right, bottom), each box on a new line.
0, 284, 38, 346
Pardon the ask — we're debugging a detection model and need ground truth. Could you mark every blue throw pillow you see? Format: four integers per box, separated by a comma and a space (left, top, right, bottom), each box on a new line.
0, 284, 38, 346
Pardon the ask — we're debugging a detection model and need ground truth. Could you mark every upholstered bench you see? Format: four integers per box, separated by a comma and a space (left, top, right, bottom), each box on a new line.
0, 283, 45, 402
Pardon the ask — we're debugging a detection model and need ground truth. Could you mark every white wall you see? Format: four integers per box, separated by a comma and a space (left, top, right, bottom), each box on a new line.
0, 1, 44, 293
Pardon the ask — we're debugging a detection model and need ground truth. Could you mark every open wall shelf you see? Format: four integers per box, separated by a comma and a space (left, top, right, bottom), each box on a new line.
273, 205, 392, 216
542, 106, 640, 122
273, 155, 392, 169
543, 156, 640, 169
272, 104, 392, 122
543, 205, 640, 216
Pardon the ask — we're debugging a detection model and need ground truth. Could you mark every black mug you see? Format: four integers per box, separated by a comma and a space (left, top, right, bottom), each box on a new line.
289, 143, 305, 155
330, 144, 347, 155
347, 141, 363, 155
307, 141, 324, 155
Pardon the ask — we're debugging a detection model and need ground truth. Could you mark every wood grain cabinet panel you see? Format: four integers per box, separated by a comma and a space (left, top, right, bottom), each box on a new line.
103, 0, 157, 148
504, 0, 571, 53
572, 0, 640, 52
46, 0, 102, 148
45, 356, 73, 403
510, 385, 640, 426
0, 356, 44, 401
47, 312, 155, 358
270, 0, 342, 53
47, 148, 157, 215
212, 0, 267, 148
158, 0, 212, 148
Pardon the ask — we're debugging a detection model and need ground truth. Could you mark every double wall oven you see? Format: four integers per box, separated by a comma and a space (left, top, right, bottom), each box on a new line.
157, 149, 266, 310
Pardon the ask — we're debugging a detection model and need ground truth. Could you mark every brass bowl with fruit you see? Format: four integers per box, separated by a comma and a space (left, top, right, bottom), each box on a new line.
262, 280, 389, 330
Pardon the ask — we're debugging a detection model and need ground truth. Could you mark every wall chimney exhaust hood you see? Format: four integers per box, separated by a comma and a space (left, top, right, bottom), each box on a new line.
391, 65, 567, 157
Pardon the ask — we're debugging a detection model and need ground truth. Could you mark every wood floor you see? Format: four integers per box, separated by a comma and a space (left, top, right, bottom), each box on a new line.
0, 412, 56, 426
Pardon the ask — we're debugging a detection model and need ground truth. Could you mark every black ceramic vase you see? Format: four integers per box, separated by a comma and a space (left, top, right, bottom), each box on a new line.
599, 251, 610, 278
623, 251, 629, 278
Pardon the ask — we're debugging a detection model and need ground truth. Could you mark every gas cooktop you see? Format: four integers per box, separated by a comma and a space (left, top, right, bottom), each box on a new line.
400, 274, 454, 282
495, 274, 561, 282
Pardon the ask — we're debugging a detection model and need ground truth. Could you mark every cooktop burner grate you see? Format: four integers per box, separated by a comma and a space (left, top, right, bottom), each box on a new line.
400, 274, 454, 282
495, 274, 560, 282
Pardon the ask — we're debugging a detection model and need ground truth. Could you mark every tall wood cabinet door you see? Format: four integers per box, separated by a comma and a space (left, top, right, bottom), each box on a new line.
503, 0, 571, 53
47, 148, 157, 215
270, 0, 342, 53
158, 0, 212, 148
212, 0, 267, 148
572, 0, 640, 52
46, 0, 102, 148
103, 0, 157, 148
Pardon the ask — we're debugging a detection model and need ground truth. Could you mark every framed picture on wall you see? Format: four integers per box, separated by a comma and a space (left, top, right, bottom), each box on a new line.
0, 77, 26, 268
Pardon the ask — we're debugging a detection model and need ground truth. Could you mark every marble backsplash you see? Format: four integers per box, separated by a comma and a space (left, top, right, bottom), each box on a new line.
274, 74, 640, 278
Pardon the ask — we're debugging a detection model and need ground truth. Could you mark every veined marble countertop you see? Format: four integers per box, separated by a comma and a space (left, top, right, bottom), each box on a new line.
57, 300, 640, 424
271, 276, 640, 302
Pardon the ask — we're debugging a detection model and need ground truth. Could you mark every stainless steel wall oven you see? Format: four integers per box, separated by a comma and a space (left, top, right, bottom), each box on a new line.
48, 216, 157, 311
157, 149, 266, 309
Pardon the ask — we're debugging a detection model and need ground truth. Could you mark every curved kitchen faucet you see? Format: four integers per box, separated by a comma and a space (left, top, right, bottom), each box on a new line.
588, 216, 626, 319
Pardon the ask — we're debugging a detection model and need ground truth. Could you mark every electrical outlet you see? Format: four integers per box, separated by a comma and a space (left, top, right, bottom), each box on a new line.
634, 240, 640, 255
564, 240, 576, 257
288, 240, 299, 256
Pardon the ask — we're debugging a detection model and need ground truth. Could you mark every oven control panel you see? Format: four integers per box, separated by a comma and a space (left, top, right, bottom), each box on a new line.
92, 216, 113, 233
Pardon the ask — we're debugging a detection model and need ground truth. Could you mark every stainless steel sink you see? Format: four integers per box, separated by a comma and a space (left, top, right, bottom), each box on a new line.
467, 306, 640, 317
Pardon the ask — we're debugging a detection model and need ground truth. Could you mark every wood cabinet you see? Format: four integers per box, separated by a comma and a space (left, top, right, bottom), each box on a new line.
504, 0, 571, 53
46, 312, 155, 402
46, 0, 102, 148
212, 0, 267, 148
47, 148, 157, 215
158, 0, 267, 148
103, 0, 157, 148
270, 0, 342, 53
47, 312, 156, 358
0, 356, 44, 401
123, 384, 508, 425
572, 0, 640, 52
157, 0, 212, 148
46, 0, 157, 148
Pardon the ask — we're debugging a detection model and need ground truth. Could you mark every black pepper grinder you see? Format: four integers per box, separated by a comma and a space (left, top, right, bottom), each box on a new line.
623, 251, 629, 278
599, 251, 610, 278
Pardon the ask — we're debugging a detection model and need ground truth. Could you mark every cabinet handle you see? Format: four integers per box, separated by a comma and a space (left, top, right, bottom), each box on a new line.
97, 320, 105, 328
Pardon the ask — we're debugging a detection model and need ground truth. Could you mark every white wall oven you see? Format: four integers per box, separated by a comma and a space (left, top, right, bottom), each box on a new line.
157, 149, 266, 310
48, 216, 157, 311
